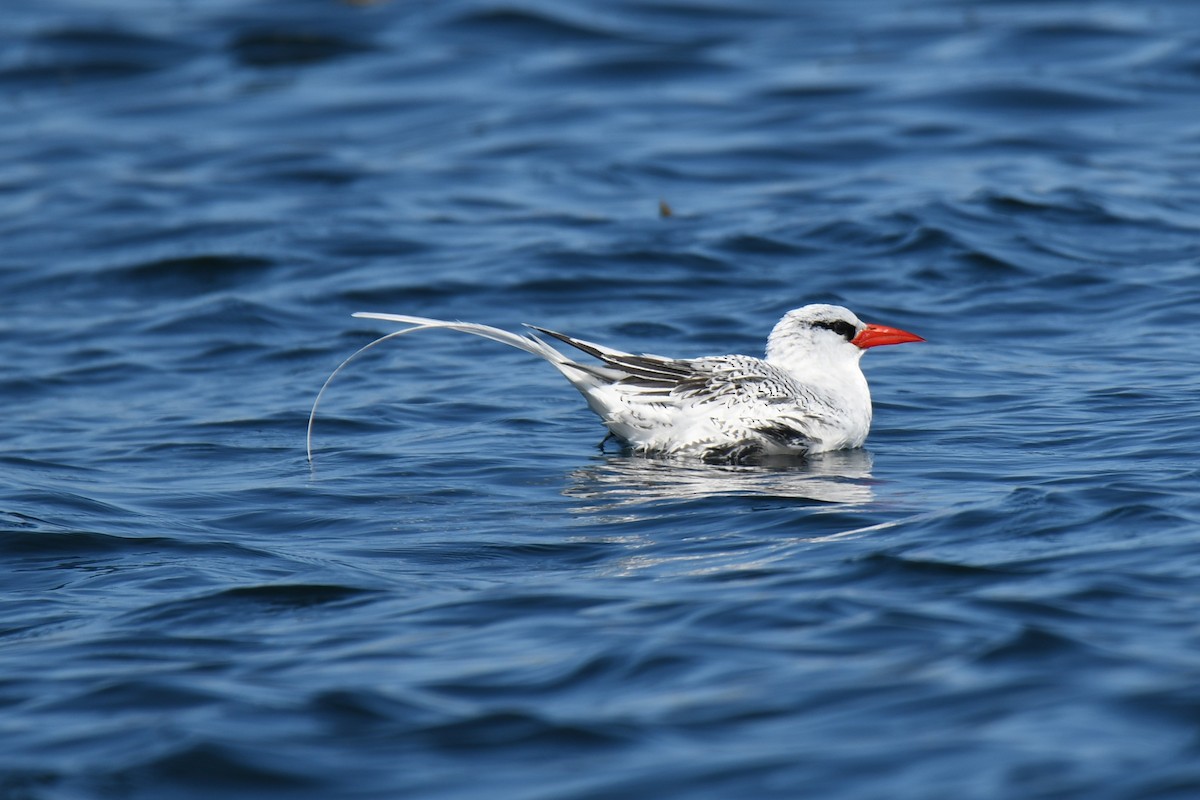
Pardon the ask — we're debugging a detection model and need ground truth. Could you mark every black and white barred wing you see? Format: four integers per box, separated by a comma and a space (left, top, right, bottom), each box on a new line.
530, 327, 826, 455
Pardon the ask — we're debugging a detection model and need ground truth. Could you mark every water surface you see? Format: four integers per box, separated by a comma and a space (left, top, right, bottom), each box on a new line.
2, 1, 1200, 798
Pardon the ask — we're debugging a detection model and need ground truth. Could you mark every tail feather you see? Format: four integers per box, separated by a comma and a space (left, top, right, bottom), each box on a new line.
524, 325, 632, 362
352, 312, 565, 364
310, 313, 627, 463
526, 324, 691, 385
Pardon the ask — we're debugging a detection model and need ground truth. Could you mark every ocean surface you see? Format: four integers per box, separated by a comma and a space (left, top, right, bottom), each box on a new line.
3, 1, 1200, 797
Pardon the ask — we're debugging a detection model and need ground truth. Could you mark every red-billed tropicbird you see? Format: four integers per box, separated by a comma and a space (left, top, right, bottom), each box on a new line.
311, 304, 923, 463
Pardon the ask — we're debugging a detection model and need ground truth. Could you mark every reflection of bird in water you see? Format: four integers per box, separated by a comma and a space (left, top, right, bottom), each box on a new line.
311, 304, 922, 463
565, 449, 876, 511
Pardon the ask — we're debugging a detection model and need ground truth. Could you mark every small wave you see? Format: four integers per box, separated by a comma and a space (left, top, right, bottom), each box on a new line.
440, 7, 629, 45
911, 82, 1138, 113
417, 708, 631, 750
119, 742, 324, 792
121, 583, 377, 628
0, 26, 198, 88
118, 254, 277, 298
228, 30, 375, 68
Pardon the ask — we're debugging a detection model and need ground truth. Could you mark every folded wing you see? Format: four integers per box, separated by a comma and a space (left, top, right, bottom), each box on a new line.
529, 326, 827, 458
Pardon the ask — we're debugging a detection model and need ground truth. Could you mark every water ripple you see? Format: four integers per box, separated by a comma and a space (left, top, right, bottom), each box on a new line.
4, 0, 1200, 798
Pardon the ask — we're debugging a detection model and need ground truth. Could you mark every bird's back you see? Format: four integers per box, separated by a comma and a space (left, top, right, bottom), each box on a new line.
540, 333, 863, 460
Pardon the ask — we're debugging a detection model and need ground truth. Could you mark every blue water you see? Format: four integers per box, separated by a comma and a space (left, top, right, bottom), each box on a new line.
3, 1, 1200, 797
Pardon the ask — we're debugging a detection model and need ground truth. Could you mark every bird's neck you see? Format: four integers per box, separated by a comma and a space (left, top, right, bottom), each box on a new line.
766, 341, 873, 444
767, 332, 862, 382
773, 348, 869, 399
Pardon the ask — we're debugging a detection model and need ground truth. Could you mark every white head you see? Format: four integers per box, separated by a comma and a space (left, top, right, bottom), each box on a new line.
765, 304, 923, 373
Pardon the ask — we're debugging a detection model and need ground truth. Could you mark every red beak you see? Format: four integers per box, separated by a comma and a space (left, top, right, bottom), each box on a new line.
851, 322, 925, 350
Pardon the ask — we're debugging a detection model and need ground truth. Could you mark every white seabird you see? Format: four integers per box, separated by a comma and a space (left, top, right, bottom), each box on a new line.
310, 304, 923, 463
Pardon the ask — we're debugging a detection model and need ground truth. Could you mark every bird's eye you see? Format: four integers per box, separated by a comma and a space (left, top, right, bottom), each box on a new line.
814, 320, 858, 341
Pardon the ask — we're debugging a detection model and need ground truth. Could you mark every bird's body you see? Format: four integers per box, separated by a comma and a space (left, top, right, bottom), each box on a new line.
328, 304, 923, 463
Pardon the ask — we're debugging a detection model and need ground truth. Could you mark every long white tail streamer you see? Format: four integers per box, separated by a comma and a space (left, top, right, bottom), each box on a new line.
306, 314, 566, 463
307, 325, 435, 463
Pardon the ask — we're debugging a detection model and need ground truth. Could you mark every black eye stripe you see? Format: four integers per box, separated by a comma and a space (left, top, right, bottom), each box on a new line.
812, 320, 858, 341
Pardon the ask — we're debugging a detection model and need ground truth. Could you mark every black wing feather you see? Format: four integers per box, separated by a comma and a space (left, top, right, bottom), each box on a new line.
529, 327, 815, 414
529, 326, 696, 388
